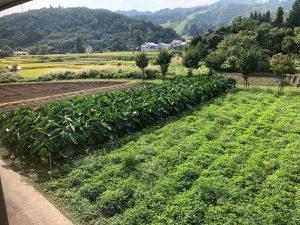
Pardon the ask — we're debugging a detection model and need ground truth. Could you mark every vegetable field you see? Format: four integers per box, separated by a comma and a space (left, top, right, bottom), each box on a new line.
0, 76, 235, 162
20, 87, 300, 225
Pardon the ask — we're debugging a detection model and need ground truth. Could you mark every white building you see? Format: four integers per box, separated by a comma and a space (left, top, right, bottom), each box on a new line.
141, 42, 159, 52
158, 43, 171, 50
170, 40, 183, 48
85, 45, 93, 54
12, 51, 29, 57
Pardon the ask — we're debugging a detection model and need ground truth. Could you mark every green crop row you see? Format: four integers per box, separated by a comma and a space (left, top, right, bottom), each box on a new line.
0, 76, 235, 162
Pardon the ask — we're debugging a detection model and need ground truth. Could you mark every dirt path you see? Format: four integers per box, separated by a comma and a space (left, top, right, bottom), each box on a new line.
0, 159, 73, 225
223, 73, 280, 86
0, 81, 142, 112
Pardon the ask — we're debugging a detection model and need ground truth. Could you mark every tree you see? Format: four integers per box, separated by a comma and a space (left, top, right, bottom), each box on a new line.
265, 11, 272, 23
274, 7, 284, 27
76, 37, 84, 53
254, 11, 258, 21
281, 36, 298, 54
156, 51, 173, 81
287, 0, 300, 27
258, 12, 263, 23
135, 52, 149, 83
182, 43, 207, 76
270, 54, 296, 92
237, 48, 261, 88
204, 51, 226, 76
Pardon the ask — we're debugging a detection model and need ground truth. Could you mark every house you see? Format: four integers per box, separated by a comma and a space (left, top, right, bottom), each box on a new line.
170, 40, 183, 49
48, 48, 66, 54
85, 45, 93, 54
12, 51, 29, 57
141, 42, 159, 52
158, 43, 171, 50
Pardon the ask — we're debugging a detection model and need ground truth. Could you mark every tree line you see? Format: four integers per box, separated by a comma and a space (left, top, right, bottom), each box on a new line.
181, 0, 300, 90
0, 7, 178, 55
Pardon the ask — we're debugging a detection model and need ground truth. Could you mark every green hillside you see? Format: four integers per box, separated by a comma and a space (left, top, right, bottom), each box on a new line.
120, 0, 294, 36
0, 7, 179, 53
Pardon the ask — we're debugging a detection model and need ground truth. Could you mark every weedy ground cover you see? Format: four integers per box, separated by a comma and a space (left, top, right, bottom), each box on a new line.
6, 87, 299, 225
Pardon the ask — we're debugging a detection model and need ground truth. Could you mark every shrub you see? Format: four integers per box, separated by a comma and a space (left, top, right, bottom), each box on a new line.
0, 71, 23, 83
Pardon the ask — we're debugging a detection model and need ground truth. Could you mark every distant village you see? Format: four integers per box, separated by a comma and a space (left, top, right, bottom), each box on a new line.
141, 39, 192, 52
0, 39, 191, 57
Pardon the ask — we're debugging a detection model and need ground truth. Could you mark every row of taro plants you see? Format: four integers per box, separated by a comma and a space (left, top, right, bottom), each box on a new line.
0, 76, 236, 162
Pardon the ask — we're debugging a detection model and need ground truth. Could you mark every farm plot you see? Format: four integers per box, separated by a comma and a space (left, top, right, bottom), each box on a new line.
21, 87, 300, 225
0, 76, 235, 161
0, 81, 142, 112
0, 53, 158, 80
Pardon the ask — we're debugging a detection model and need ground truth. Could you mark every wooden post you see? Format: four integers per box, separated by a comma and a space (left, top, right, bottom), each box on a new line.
0, 177, 9, 225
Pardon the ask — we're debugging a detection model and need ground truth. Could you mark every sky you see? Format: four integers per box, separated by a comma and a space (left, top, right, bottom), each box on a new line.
0, 0, 219, 16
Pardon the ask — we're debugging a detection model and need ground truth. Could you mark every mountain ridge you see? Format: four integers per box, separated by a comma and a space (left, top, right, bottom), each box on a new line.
119, 0, 295, 36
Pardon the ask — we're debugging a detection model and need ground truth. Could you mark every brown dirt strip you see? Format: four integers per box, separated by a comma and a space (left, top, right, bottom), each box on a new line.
0, 81, 143, 112
223, 73, 280, 86
0, 81, 123, 104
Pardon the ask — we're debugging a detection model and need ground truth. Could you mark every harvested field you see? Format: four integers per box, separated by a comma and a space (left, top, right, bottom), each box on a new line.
0, 81, 142, 112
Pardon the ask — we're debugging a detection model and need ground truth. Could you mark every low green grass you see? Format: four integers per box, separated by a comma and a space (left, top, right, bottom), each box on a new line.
5, 87, 299, 225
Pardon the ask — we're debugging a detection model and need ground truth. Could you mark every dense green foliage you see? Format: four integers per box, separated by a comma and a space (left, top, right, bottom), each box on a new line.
76, 37, 84, 54
120, 0, 294, 36
187, 0, 300, 76
287, 0, 300, 26
27, 87, 300, 225
270, 53, 296, 76
270, 53, 296, 90
183, 44, 208, 75
156, 51, 173, 80
0, 77, 235, 162
135, 53, 149, 81
0, 7, 178, 53
204, 51, 226, 75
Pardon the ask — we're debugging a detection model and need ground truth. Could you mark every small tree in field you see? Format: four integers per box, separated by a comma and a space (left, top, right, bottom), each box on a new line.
135, 52, 149, 83
204, 51, 226, 76
182, 43, 207, 77
156, 50, 172, 81
76, 37, 84, 53
270, 54, 296, 92
237, 48, 260, 88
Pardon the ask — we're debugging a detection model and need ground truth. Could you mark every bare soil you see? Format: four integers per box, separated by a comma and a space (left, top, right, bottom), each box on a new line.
223, 73, 280, 86
0, 81, 142, 112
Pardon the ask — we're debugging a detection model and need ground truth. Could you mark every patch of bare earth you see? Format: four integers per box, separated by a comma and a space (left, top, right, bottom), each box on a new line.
0, 81, 142, 112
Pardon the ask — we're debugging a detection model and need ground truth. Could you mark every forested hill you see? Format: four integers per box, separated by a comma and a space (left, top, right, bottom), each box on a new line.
0, 7, 179, 53
119, 0, 294, 36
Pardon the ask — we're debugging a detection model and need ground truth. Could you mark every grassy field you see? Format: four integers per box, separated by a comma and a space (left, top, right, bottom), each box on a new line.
6, 86, 299, 225
0, 52, 208, 80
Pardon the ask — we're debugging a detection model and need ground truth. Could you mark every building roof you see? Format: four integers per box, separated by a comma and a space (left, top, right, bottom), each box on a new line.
142, 42, 159, 48
0, 0, 32, 11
